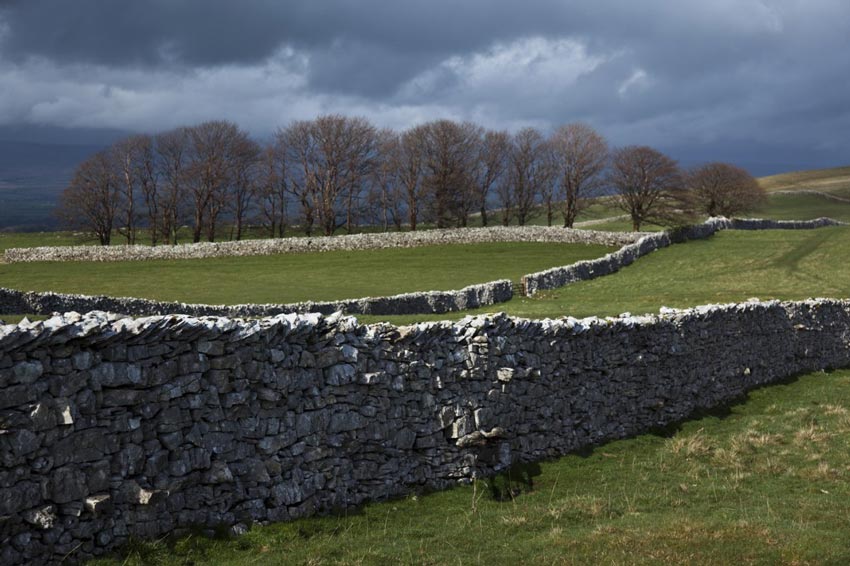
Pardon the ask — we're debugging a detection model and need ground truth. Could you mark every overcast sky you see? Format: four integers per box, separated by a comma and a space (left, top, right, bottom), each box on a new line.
0, 0, 848, 174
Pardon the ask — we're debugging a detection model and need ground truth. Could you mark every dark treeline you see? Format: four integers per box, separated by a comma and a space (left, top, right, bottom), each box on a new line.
57, 115, 766, 245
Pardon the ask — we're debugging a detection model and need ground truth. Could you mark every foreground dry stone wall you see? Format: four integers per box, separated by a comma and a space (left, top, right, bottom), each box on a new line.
3, 225, 641, 263
2, 299, 850, 565
0, 280, 513, 319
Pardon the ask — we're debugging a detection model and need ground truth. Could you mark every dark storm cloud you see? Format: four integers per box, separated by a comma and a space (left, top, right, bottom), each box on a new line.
0, 0, 848, 173
0, 1, 560, 66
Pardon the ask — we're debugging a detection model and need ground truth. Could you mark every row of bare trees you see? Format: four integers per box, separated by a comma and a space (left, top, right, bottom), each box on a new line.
58, 115, 765, 244
59, 121, 261, 245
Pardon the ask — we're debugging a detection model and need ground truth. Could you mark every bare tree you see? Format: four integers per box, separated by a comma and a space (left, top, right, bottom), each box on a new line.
283, 115, 378, 236
452, 122, 485, 227
112, 135, 149, 244
132, 135, 160, 245
256, 142, 288, 238
539, 143, 558, 226
687, 162, 766, 217
472, 129, 509, 227
495, 175, 514, 226
397, 125, 426, 230
609, 146, 683, 231
185, 120, 251, 242
368, 129, 404, 231
155, 127, 190, 244
279, 120, 318, 235
506, 127, 554, 226
228, 136, 261, 241
57, 151, 120, 245
332, 117, 378, 234
419, 120, 478, 228
551, 123, 608, 228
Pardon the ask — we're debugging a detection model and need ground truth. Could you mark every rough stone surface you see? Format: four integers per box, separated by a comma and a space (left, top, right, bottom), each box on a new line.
0, 279, 513, 318
2, 300, 850, 564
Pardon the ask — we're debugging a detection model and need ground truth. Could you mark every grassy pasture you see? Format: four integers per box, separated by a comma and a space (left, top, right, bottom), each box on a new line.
753, 193, 850, 223
5, 227, 850, 326
362, 227, 850, 325
91, 367, 850, 565
0, 242, 615, 306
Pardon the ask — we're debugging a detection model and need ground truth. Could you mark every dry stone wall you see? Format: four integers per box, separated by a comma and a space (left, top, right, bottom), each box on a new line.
0, 280, 513, 319
522, 217, 845, 295
4, 226, 640, 263
3, 299, 850, 565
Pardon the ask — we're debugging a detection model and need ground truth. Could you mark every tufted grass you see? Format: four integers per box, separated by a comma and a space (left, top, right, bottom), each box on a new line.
88, 368, 850, 565
0, 241, 615, 306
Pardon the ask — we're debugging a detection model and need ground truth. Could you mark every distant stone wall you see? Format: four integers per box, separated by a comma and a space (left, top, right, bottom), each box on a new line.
3, 226, 639, 263
0, 280, 513, 318
521, 217, 845, 295
3, 299, 850, 565
720, 216, 844, 230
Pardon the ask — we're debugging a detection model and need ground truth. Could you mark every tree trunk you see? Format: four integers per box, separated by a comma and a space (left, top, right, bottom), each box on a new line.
192, 209, 203, 243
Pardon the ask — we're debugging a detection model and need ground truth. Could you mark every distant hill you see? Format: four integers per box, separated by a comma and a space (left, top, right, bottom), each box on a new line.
0, 140, 102, 231
758, 165, 850, 197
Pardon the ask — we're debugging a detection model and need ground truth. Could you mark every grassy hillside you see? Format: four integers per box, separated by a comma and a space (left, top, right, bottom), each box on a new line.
0, 242, 614, 306
758, 165, 850, 196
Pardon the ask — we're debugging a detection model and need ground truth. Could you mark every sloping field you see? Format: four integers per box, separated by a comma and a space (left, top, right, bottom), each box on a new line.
758, 165, 850, 196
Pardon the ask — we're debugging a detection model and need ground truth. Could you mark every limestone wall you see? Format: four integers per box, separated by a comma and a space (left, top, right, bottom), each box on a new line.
3, 226, 640, 263
2, 298, 850, 564
0, 280, 513, 319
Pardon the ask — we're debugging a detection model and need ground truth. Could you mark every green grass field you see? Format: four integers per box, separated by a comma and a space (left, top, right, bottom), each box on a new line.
753, 193, 850, 223
5, 228, 850, 327
0, 242, 615, 306
358, 227, 850, 325
91, 367, 850, 565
